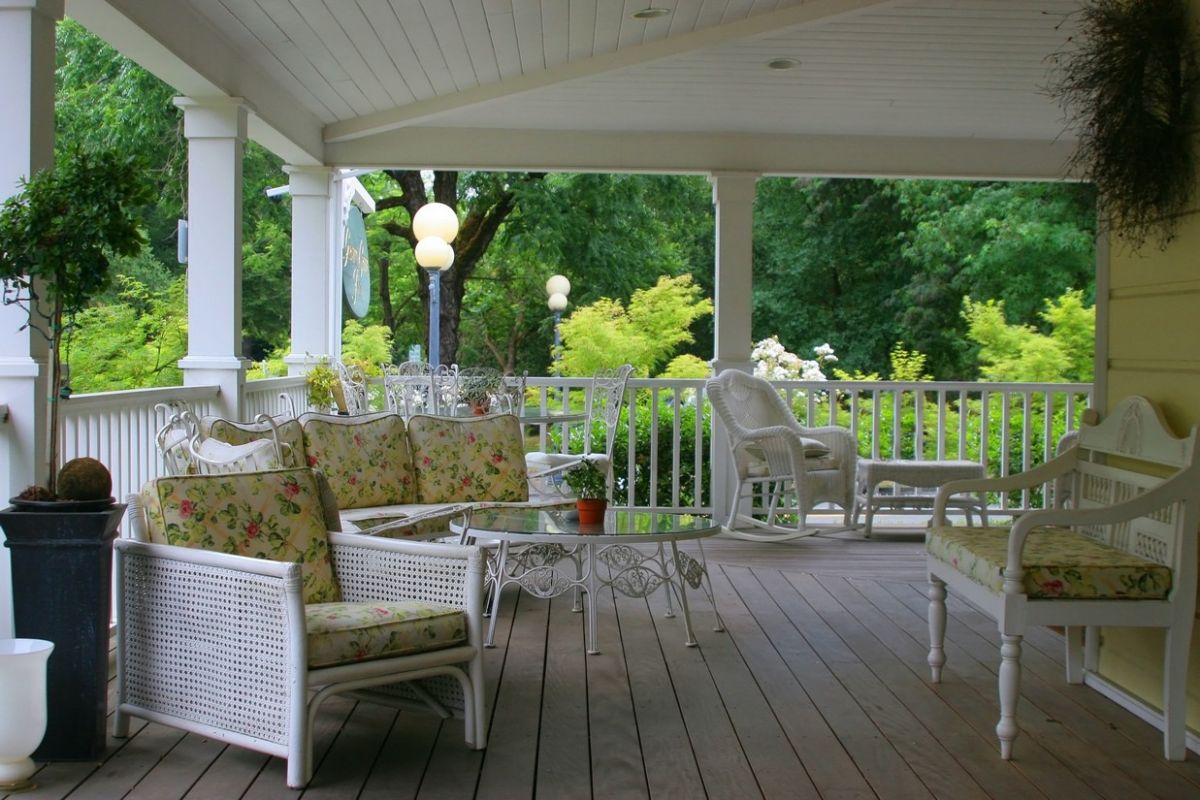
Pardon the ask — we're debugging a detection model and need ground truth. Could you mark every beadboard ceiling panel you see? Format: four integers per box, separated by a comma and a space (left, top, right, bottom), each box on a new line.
170, 0, 1079, 161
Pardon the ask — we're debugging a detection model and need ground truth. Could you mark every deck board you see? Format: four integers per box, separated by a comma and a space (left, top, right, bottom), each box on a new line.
14, 528, 1200, 800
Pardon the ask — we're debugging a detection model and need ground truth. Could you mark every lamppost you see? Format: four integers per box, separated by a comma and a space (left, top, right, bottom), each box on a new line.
413, 202, 459, 367
545, 274, 570, 374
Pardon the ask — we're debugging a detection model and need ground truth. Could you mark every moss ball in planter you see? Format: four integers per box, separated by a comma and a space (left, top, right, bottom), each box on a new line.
56, 458, 113, 501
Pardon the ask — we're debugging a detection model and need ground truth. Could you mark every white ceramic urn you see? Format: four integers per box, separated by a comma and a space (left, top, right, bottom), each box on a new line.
0, 638, 54, 791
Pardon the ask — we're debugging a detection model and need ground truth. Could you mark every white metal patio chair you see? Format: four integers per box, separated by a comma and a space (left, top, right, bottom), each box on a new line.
525, 364, 633, 502
382, 360, 434, 417
706, 369, 857, 541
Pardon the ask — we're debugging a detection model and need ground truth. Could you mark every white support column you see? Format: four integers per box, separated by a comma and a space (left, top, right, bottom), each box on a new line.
283, 166, 335, 376
708, 171, 759, 524
0, 0, 61, 638
174, 97, 250, 419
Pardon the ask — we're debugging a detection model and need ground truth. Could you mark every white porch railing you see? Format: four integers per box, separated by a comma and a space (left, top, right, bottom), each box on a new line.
57, 385, 221, 502
37, 377, 1091, 516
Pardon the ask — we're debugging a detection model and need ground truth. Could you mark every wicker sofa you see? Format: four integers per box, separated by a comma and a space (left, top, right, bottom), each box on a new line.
118, 467, 487, 787
205, 411, 534, 538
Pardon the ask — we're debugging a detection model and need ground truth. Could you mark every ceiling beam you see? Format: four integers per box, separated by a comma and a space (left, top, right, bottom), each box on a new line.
66, 0, 325, 165
325, 127, 1078, 182
323, 0, 899, 144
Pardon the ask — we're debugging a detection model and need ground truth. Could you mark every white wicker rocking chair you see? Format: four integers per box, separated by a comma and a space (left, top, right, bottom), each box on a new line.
706, 369, 857, 540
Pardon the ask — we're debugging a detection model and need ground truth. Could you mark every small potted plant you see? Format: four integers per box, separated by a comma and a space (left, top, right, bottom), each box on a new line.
563, 458, 609, 525
305, 358, 346, 413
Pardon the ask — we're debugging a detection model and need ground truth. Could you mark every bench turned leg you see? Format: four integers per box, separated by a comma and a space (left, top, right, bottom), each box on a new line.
927, 578, 946, 682
997, 634, 1023, 759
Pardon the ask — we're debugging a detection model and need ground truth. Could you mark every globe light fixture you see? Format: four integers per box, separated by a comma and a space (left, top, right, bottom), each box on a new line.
413, 203, 459, 367
412, 201, 459, 243
545, 274, 571, 374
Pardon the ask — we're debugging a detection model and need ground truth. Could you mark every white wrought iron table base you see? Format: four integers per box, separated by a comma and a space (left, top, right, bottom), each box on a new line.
455, 509, 724, 656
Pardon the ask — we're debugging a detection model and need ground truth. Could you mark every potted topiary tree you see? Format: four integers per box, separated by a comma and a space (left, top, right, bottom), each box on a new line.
563, 458, 610, 525
0, 147, 151, 760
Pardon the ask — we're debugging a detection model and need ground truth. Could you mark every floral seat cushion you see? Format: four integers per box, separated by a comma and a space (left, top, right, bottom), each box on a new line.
305, 600, 467, 669
140, 468, 340, 604
408, 414, 530, 504
301, 413, 415, 510
927, 525, 1172, 600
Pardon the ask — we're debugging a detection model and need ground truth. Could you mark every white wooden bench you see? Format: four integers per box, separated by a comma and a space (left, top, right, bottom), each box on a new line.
925, 396, 1200, 761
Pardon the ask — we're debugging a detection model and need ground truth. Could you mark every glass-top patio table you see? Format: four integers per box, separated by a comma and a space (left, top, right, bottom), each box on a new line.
453, 508, 724, 655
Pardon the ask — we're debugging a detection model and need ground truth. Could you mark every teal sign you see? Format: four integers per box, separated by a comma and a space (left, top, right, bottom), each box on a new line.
342, 205, 370, 318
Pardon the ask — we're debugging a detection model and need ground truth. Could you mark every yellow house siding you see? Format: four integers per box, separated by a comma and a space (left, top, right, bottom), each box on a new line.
1102, 147, 1200, 730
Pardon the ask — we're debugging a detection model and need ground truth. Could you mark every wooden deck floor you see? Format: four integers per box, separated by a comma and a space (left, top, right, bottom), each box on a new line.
12, 528, 1200, 799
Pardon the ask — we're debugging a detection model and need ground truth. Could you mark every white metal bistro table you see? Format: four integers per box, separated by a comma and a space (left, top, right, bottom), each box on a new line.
453, 508, 723, 655
516, 409, 586, 426
853, 458, 988, 537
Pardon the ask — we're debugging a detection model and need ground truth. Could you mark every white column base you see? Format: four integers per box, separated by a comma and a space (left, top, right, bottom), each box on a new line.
283, 353, 327, 377
180, 356, 247, 420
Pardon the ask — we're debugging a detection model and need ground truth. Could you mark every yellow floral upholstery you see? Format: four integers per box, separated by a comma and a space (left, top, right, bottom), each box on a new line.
407, 414, 530, 504
207, 418, 305, 468
305, 600, 466, 668
140, 468, 341, 604
927, 525, 1172, 600
301, 413, 415, 510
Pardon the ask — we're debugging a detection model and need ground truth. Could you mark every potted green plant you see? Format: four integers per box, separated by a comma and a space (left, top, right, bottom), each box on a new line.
0, 147, 150, 760
563, 458, 609, 525
305, 357, 345, 413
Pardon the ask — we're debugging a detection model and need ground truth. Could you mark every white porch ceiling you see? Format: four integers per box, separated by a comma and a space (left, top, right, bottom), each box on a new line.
70, 0, 1083, 179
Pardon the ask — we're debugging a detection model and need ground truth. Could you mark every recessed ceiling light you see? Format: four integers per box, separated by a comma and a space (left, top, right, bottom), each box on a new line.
767, 57, 800, 71
632, 7, 671, 20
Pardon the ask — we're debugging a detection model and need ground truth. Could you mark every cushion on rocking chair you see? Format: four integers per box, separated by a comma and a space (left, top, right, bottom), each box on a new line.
927, 525, 1172, 600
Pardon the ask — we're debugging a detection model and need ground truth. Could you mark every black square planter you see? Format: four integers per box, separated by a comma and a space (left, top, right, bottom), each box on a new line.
0, 504, 124, 761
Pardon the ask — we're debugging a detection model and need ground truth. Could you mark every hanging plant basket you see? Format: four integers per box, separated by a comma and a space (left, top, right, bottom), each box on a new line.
1048, 0, 1200, 248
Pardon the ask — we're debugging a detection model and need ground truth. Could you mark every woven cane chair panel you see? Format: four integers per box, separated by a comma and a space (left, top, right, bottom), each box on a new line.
120, 553, 292, 745
332, 545, 471, 608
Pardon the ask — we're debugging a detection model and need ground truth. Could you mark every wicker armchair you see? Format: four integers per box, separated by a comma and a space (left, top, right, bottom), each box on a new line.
115, 468, 487, 788
706, 369, 857, 540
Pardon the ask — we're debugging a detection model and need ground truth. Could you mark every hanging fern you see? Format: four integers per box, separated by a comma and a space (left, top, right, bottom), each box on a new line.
1048, 0, 1200, 248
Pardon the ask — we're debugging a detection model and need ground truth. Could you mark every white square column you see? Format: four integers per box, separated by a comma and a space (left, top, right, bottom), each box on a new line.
0, 0, 61, 638
174, 97, 250, 419
283, 166, 335, 376
708, 172, 759, 523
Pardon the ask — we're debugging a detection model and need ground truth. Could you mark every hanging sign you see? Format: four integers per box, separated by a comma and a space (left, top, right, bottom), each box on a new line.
342, 205, 370, 318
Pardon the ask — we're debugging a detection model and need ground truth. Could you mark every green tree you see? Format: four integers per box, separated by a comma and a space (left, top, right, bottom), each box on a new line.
895, 181, 1096, 377
753, 177, 911, 377
68, 273, 188, 392
557, 275, 712, 376
963, 290, 1095, 382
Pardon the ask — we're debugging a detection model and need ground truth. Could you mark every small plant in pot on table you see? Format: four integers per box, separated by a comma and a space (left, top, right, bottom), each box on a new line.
563, 458, 609, 525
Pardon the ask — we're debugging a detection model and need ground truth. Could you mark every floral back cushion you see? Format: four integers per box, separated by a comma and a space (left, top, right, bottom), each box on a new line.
301, 413, 415, 509
407, 414, 529, 504
140, 468, 340, 604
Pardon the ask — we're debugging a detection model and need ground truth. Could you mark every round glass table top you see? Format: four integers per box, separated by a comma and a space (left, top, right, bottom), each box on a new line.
458, 508, 717, 543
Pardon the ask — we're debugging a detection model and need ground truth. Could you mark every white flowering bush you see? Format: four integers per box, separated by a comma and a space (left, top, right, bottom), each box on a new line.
751, 336, 838, 381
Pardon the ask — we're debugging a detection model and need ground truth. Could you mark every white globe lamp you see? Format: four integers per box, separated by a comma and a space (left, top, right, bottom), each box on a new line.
412, 202, 459, 243
547, 292, 568, 312
545, 274, 571, 298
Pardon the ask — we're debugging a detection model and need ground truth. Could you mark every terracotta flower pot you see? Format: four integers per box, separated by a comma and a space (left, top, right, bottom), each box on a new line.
576, 498, 607, 526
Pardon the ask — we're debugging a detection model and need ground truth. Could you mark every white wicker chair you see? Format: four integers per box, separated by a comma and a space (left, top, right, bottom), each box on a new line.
116, 470, 487, 788
706, 369, 857, 540
525, 364, 633, 502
